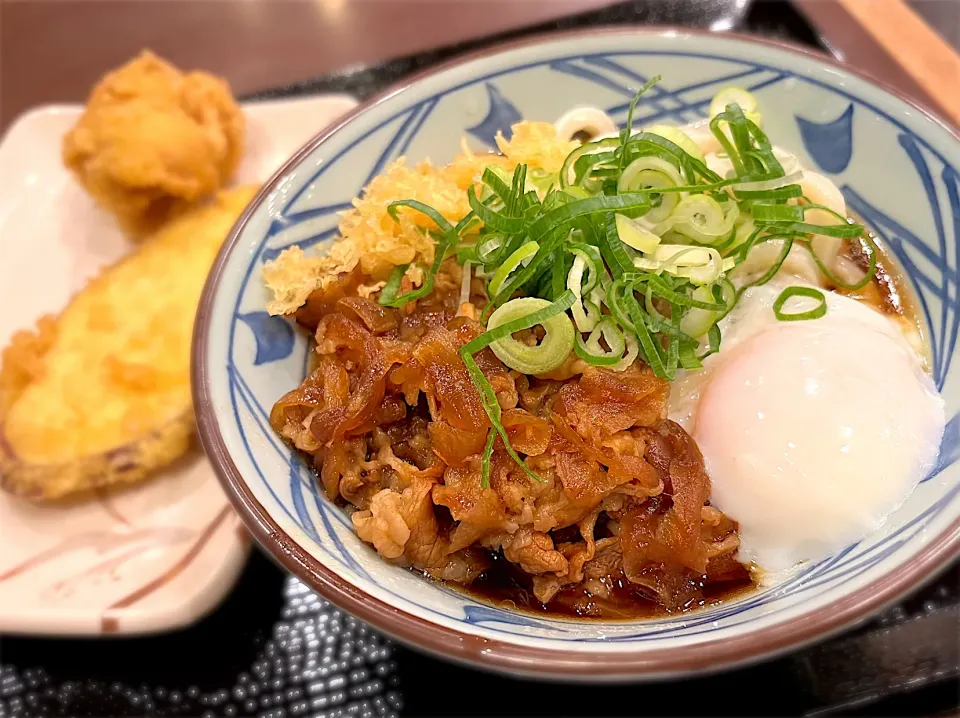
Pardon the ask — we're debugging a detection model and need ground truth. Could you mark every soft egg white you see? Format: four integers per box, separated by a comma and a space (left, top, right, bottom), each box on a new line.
670, 281, 945, 580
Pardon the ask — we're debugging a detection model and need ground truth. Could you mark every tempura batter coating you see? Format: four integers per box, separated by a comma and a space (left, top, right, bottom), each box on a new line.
62, 51, 245, 235
0, 186, 257, 500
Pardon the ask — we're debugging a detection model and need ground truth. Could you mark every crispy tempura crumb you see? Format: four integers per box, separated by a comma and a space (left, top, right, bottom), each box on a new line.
496, 121, 578, 175
357, 281, 387, 299
263, 121, 575, 315
264, 246, 349, 315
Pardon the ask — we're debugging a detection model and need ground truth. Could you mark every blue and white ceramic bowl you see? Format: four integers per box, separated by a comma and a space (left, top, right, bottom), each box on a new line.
194, 29, 960, 680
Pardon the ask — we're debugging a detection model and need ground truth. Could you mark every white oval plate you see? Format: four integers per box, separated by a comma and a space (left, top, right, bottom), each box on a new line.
0, 93, 357, 636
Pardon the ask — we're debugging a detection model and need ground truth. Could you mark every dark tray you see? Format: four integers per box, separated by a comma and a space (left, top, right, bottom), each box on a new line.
2, 2, 958, 716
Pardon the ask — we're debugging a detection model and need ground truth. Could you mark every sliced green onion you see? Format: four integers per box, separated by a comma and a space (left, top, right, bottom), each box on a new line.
466, 296, 577, 354
615, 333, 640, 371
560, 137, 620, 187
778, 221, 864, 239
379, 263, 434, 307
753, 202, 865, 238
618, 156, 684, 223
460, 261, 472, 306
573, 152, 618, 190
724, 213, 756, 252
488, 241, 539, 297
507, 164, 528, 216
461, 291, 575, 485
491, 194, 652, 306
642, 283, 670, 324
606, 277, 636, 332
526, 168, 558, 196
752, 203, 806, 222
574, 317, 625, 366
524, 193, 652, 245
639, 300, 698, 344
735, 233, 799, 292
616, 212, 661, 253
600, 212, 636, 278
380, 200, 464, 307
731, 171, 803, 194
621, 281, 669, 378
567, 244, 605, 332
455, 212, 481, 236
520, 190, 541, 215
652, 244, 716, 267
678, 340, 702, 370
623, 132, 721, 185
734, 184, 804, 201
710, 104, 782, 181
643, 124, 706, 164
678, 282, 733, 337
376, 77, 871, 386
710, 87, 758, 116
709, 87, 762, 126
571, 298, 602, 333
710, 108, 746, 177
619, 154, 685, 189
462, 352, 534, 488
546, 251, 564, 301
476, 234, 505, 264
485, 297, 575, 374
700, 322, 722, 359
649, 245, 725, 285
456, 243, 479, 264
664, 329, 680, 377
773, 285, 828, 321
467, 185, 527, 234
655, 194, 739, 245
478, 426, 497, 489
741, 114, 782, 176
386, 199, 454, 234
619, 76, 663, 163
809, 233, 878, 291
558, 186, 591, 202
645, 274, 726, 311
567, 243, 603, 294
542, 189, 577, 213
482, 166, 513, 204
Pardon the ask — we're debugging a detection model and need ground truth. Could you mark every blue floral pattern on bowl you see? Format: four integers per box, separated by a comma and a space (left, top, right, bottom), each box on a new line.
198, 31, 960, 676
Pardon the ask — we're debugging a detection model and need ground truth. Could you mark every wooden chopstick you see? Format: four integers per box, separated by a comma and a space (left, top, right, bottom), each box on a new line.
834, 0, 960, 126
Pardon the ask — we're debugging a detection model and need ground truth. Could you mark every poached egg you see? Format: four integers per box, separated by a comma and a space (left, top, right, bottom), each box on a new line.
671, 280, 945, 579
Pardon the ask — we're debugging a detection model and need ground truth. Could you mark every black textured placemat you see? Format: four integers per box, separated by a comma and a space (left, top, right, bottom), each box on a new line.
2, 2, 958, 716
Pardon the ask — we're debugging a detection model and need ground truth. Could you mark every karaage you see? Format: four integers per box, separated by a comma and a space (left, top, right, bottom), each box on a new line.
62, 51, 245, 236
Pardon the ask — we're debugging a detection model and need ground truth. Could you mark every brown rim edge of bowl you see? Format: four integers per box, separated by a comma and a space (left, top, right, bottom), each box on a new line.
193, 26, 960, 679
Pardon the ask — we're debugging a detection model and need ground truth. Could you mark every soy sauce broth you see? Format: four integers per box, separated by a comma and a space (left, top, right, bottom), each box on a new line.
461, 553, 754, 620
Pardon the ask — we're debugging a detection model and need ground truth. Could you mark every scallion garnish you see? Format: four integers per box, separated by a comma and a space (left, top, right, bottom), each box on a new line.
810, 234, 878, 291
773, 285, 828, 321
460, 291, 575, 487
380, 203, 475, 307
486, 297, 576, 375
373, 82, 880, 487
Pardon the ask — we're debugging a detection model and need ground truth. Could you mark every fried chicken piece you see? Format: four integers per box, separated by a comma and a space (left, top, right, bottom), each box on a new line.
62, 50, 245, 236
0, 186, 258, 500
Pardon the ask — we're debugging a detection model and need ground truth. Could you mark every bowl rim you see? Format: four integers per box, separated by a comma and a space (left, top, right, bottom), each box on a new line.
194, 25, 960, 679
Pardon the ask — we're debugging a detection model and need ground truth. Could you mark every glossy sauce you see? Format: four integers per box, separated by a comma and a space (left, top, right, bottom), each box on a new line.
462, 553, 754, 620
303, 221, 924, 621
456, 225, 922, 621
